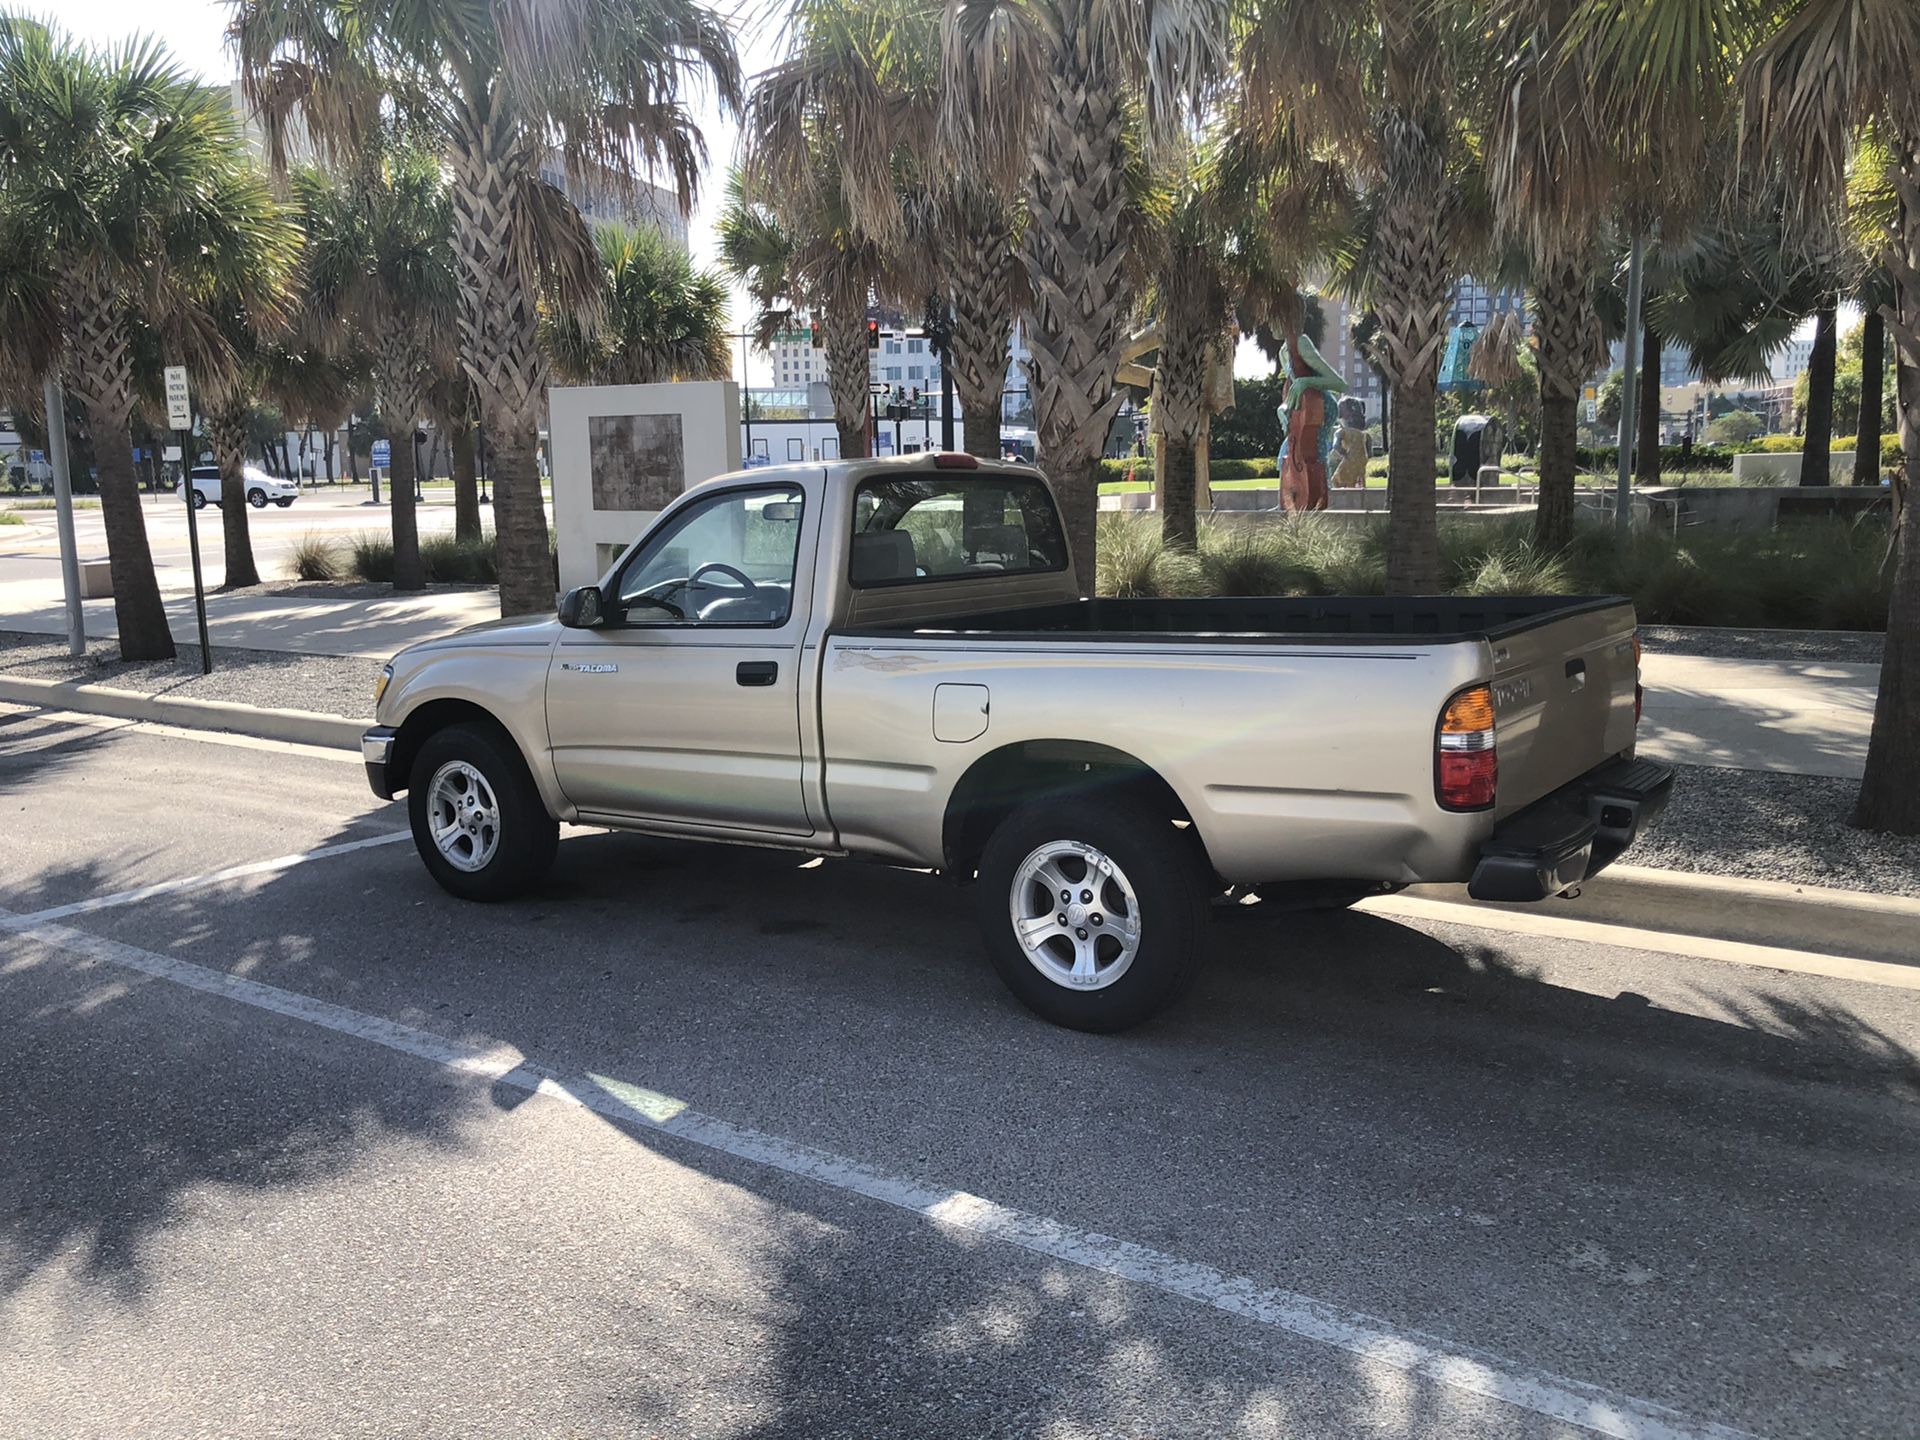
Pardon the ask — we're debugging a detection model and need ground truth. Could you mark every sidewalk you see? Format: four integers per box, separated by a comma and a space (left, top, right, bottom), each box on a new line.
1634, 653, 1874, 780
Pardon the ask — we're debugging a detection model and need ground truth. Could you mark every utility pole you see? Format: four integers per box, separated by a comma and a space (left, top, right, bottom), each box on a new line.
1615, 232, 1646, 541
42, 375, 83, 657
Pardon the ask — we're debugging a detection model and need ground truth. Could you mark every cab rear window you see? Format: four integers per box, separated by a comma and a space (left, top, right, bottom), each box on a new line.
849, 475, 1067, 588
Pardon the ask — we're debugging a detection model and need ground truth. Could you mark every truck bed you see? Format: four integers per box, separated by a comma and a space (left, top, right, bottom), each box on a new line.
845, 594, 1629, 644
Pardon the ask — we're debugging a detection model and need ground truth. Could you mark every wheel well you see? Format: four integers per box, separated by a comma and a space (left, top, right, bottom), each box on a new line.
942, 741, 1202, 879
389, 698, 513, 794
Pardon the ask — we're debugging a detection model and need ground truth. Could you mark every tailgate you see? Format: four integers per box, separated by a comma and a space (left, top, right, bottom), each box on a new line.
1487, 600, 1639, 819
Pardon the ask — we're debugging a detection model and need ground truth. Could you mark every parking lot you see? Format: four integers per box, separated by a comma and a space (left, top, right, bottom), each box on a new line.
3, 701, 1916, 1439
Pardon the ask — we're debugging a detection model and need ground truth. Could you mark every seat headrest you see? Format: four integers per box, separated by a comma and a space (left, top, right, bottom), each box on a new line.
851, 529, 917, 584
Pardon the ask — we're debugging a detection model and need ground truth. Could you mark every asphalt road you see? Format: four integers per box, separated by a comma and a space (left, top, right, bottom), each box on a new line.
0, 489, 465, 592
3, 703, 1917, 1440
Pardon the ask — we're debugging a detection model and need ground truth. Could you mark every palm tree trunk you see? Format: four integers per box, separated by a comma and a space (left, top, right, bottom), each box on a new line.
210, 403, 261, 590
943, 188, 1015, 460
389, 424, 425, 591
1371, 112, 1457, 593
1802, 301, 1838, 485
1022, 47, 1133, 587
1854, 309, 1886, 486
1531, 252, 1603, 552
962, 409, 1002, 459
822, 308, 873, 460
447, 91, 554, 617
58, 274, 174, 660
488, 422, 550, 615
1636, 328, 1662, 486
1854, 142, 1920, 836
449, 416, 483, 542
1160, 436, 1199, 551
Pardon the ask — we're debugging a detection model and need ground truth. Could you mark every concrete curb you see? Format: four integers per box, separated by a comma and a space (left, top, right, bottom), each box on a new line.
1406, 862, 1920, 969
0, 674, 365, 751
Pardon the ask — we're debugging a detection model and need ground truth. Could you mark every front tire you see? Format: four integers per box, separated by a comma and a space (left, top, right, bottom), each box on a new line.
247, 487, 268, 508
274, 496, 294, 508
189, 489, 207, 510
407, 721, 558, 901
975, 797, 1210, 1032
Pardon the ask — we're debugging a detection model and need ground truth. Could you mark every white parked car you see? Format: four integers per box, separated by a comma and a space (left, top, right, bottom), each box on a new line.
176, 465, 298, 510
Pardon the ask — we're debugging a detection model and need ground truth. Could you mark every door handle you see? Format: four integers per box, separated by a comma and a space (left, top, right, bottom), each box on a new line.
1565, 657, 1586, 688
736, 661, 778, 687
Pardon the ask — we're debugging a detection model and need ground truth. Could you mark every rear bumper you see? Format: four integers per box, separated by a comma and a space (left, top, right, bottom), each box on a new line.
362, 725, 399, 800
1468, 757, 1674, 902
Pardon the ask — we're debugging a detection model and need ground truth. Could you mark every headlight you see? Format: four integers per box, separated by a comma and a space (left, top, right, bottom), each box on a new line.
374, 663, 393, 710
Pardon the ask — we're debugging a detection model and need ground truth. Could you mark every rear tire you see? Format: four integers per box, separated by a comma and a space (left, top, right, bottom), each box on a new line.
407, 721, 558, 901
975, 797, 1209, 1032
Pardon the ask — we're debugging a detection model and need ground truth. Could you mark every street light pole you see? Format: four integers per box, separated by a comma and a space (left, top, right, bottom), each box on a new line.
42, 374, 83, 658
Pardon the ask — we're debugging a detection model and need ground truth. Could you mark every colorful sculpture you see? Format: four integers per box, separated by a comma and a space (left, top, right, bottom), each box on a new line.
1331, 396, 1370, 489
1277, 334, 1349, 513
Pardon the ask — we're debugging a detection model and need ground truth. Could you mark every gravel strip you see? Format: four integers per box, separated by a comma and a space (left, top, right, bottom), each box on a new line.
0, 630, 377, 720
1639, 625, 1883, 664
1633, 763, 1920, 898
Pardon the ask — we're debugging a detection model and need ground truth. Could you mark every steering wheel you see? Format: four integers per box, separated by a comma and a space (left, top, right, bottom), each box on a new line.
690, 561, 758, 593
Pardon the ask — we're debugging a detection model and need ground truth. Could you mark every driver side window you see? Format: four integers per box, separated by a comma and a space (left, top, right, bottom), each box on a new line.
612, 486, 804, 627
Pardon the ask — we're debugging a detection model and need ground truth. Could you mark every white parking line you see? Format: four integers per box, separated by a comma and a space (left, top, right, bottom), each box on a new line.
7, 914, 1761, 1440
0, 832, 409, 931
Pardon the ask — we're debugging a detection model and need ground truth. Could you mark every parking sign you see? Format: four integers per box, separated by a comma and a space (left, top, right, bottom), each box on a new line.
164, 366, 192, 430
371, 439, 392, 466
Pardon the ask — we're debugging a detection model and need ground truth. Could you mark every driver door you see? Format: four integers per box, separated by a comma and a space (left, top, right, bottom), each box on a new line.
546, 481, 815, 835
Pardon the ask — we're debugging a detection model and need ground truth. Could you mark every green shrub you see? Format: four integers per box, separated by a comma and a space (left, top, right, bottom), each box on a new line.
1096, 514, 1202, 597
347, 534, 396, 584
1210, 457, 1278, 481
289, 532, 343, 581
421, 531, 498, 584
0, 511, 22, 525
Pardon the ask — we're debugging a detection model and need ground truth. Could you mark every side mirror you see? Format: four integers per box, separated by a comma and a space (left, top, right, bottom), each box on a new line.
557, 585, 605, 629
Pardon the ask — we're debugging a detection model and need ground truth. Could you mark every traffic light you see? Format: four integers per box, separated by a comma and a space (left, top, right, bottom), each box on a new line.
809, 321, 822, 348
866, 319, 881, 349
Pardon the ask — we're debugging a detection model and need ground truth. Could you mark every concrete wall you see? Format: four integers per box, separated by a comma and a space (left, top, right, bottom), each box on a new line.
550, 380, 741, 590
1641, 484, 1890, 531
1732, 451, 1856, 484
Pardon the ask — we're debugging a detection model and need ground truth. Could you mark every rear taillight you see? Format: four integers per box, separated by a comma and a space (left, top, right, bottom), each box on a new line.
1437, 683, 1497, 811
1632, 631, 1644, 725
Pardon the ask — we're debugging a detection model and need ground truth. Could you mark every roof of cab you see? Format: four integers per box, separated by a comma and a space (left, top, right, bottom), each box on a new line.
680, 451, 1047, 501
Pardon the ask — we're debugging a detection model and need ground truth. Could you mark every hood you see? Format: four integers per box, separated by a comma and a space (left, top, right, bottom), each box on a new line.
423, 612, 561, 650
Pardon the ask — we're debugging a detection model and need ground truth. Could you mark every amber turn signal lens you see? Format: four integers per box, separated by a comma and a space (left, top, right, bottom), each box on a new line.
1440, 685, 1495, 734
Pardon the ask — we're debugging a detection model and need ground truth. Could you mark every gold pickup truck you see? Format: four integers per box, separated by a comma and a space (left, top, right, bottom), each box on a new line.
362, 453, 1670, 1031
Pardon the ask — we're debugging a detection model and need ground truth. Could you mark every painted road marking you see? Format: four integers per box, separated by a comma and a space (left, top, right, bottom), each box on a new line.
7, 917, 1760, 1440
0, 832, 409, 932
1361, 894, 1920, 993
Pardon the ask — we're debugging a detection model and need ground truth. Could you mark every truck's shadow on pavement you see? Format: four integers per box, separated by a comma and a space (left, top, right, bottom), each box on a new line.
4, 819, 1918, 1436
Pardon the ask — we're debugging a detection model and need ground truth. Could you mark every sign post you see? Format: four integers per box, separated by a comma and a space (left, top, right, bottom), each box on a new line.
41, 377, 84, 657
165, 365, 213, 675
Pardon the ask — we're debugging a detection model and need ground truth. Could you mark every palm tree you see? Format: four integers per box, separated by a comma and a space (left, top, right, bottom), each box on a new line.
946, 0, 1232, 585
294, 146, 456, 591
716, 168, 885, 461
232, 0, 740, 617
1707, 0, 1920, 830
1239, 1, 1480, 592
0, 23, 287, 658
546, 223, 731, 386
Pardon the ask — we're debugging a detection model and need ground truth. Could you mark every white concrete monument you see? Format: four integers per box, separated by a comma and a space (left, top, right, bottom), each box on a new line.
549, 380, 743, 590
